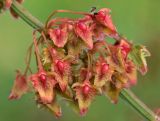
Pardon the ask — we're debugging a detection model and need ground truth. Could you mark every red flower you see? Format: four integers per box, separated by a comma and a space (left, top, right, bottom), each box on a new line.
74, 21, 93, 49
107, 46, 125, 73
52, 59, 71, 92
115, 39, 131, 59
72, 80, 96, 116
95, 8, 117, 32
30, 70, 57, 104
94, 57, 114, 88
48, 24, 68, 48
125, 60, 137, 86
9, 70, 28, 100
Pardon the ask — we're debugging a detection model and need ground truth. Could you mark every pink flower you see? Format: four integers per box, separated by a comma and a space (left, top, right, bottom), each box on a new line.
94, 57, 114, 88
125, 60, 137, 86
115, 39, 131, 59
52, 59, 71, 92
9, 70, 28, 100
48, 24, 68, 48
72, 80, 96, 116
30, 70, 57, 104
74, 21, 93, 49
95, 8, 117, 32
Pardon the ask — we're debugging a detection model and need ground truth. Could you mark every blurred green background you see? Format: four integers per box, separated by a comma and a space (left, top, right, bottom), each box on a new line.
0, 0, 160, 121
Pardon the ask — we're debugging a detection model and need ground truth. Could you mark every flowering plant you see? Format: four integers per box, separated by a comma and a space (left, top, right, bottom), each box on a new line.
1, 0, 159, 121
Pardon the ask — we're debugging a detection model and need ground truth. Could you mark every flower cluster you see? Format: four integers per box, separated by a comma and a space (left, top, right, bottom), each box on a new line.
9, 8, 150, 117
0, 0, 24, 18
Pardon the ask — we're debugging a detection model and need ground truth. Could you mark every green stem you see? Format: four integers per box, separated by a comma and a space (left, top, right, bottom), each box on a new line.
120, 89, 157, 121
10, 1, 158, 121
11, 1, 44, 29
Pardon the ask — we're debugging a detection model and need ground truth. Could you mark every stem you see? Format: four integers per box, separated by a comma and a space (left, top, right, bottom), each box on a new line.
120, 89, 157, 121
11, 1, 44, 30
11, 1, 158, 121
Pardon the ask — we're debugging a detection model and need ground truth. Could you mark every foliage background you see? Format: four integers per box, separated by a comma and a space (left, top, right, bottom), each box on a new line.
0, 0, 160, 121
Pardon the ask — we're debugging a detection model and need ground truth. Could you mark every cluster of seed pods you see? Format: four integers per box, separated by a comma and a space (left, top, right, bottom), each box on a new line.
9, 8, 150, 117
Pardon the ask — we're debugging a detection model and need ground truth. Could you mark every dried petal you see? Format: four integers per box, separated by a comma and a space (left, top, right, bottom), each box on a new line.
46, 101, 62, 118
9, 70, 28, 100
107, 45, 125, 72
103, 81, 121, 104
73, 81, 96, 116
129, 45, 150, 75
30, 70, 56, 104
113, 72, 128, 88
67, 37, 85, 56
125, 60, 137, 86
48, 25, 68, 48
52, 59, 71, 91
95, 8, 117, 32
115, 39, 131, 59
75, 21, 93, 49
94, 57, 114, 88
